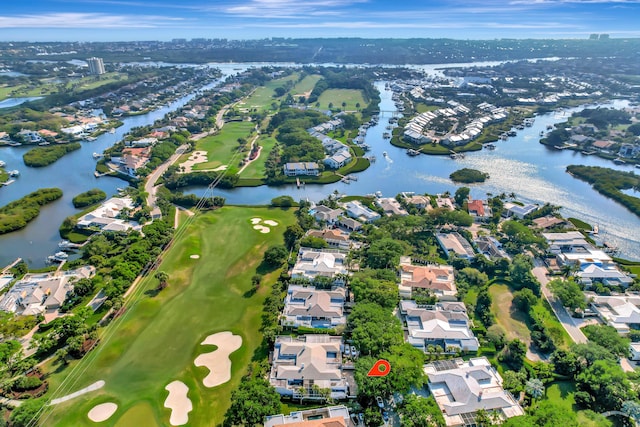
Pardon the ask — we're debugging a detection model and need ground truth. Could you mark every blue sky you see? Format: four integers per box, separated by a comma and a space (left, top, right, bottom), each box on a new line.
1, 0, 639, 41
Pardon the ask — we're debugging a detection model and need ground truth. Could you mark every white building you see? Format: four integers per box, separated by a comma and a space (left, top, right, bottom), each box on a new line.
87, 57, 106, 75
425, 357, 524, 427
343, 201, 380, 223
400, 300, 479, 352
265, 406, 353, 427
291, 249, 348, 283
436, 232, 475, 260
76, 197, 142, 233
270, 335, 349, 400
282, 285, 346, 329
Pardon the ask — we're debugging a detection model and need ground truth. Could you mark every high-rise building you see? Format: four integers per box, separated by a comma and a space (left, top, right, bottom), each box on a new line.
87, 57, 105, 75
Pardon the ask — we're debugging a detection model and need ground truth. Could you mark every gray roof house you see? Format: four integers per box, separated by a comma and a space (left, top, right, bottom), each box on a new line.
282, 285, 346, 329
425, 357, 524, 427
270, 335, 349, 400
291, 249, 348, 282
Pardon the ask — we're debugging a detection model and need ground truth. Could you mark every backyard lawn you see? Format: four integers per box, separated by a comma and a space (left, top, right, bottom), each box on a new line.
191, 121, 255, 172
317, 89, 366, 111
42, 206, 296, 426
490, 283, 531, 345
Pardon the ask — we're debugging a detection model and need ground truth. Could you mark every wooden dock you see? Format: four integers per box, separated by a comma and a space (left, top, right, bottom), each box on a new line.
1, 258, 22, 274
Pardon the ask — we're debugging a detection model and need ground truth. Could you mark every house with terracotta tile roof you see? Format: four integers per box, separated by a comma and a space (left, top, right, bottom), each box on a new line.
265, 406, 353, 427
398, 257, 456, 300
307, 229, 352, 250
467, 199, 491, 222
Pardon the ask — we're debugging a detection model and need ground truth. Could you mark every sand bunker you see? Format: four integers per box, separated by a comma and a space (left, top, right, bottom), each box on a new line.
179, 151, 208, 173
190, 254, 200, 259
164, 381, 192, 426
253, 225, 271, 233
88, 402, 118, 423
250, 218, 262, 225
263, 220, 278, 226
194, 331, 242, 388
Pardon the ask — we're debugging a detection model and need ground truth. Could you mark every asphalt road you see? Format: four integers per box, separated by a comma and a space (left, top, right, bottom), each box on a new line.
532, 262, 588, 344
145, 144, 189, 210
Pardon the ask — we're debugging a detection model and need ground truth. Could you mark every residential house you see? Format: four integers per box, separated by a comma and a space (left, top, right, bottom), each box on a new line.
435, 195, 455, 210
619, 143, 640, 158
436, 232, 476, 260
467, 199, 491, 222
265, 406, 353, 427
425, 357, 524, 427
375, 197, 408, 217
324, 150, 352, 169
119, 154, 149, 177
589, 294, 640, 334
630, 343, 640, 362
284, 162, 320, 177
503, 202, 537, 219
577, 264, 633, 289
398, 257, 457, 300
542, 231, 613, 267
400, 300, 479, 352
282, 285, 346, 329
17, 129, 43, 143
270, 335, 349, 400
404, 195, 431, 210
291, 249, 348, 283
343, 201, 380, 223
125, 137, 157, 148
310, 205, 343, 225
337, 217, 362, 232
592, 140, 616, 151
0, 266, 95, 315
532, 216, 567, 230
307, 229, 352, 250
475, 236, 509, 260
76, 197, 142, 233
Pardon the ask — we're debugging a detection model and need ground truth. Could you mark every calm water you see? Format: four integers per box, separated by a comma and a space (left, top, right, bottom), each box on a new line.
0, 76, 228, 268
0, 97, 43, 109
188, 82, 640, 260
2, 63, 639, 267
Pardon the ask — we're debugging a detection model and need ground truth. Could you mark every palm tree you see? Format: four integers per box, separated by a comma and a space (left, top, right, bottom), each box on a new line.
525, 378, 544, 400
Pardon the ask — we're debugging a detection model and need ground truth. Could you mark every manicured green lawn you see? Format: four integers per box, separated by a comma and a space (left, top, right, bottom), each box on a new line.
239, 135, 278, 179
545, 382, 613, 427
192, 121, 255, 172
240, 74, 299, 112
317, 89, 366, 111
291, 75, 322, 96
43, 206, 296, 427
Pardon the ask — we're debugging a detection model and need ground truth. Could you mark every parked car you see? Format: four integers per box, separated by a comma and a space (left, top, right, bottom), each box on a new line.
358, 413, 364, 425
343, 344, 351, 357
382, 411, 389, 424
350, 346, 358, 358
376, 396, 384, 409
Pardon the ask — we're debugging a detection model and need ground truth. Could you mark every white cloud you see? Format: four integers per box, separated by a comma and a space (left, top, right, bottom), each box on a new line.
0, 13, 184, 28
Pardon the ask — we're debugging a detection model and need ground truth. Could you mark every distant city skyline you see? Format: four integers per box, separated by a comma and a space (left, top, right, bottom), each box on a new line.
1, 0, 639, 42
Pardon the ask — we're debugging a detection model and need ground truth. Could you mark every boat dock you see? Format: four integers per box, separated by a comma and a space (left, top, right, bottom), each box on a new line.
1, 258, 22, 275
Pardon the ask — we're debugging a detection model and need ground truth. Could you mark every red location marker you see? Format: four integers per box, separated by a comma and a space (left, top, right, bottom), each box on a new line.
367, 359, 391, 377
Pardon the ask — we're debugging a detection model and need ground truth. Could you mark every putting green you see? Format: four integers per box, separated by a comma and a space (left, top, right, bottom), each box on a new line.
43, 206, 296, 426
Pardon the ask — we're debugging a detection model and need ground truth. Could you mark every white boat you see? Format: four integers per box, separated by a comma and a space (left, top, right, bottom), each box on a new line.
109, 128, 116, 134
8, 170, 19, 177
93, 152, 103, 159
47, 251, 69, 263
0, 160, 5, 167
382, 151, 388, 157
58, 240, 81, 250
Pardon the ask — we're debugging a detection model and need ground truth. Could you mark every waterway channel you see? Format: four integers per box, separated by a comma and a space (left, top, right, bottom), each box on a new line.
188, 82, 640, 261
1, 62, 639, 267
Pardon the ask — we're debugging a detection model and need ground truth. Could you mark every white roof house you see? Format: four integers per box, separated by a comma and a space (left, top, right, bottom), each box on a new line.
76, 197, 141, 233
270, 335, 349, 400
400, 300, 479, 352
436, 232, 476, 260
542, 231, 613, 267
282, 285, 346, 329
589, 294, 640, 334
342, 201, 380, 223
425, 357, 524, 427
291, 249, 348, 282
265, 406, 353, 427
310, 205, 343, 224
375, 197, 408, 217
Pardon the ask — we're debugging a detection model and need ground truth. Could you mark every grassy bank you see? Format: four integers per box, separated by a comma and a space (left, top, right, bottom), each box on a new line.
44, 206, 296, 426
0, 188, 63, 235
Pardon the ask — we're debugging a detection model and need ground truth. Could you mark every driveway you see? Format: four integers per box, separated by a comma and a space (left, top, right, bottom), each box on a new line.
533, 262, 588, 344
145, 144, 189, 210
